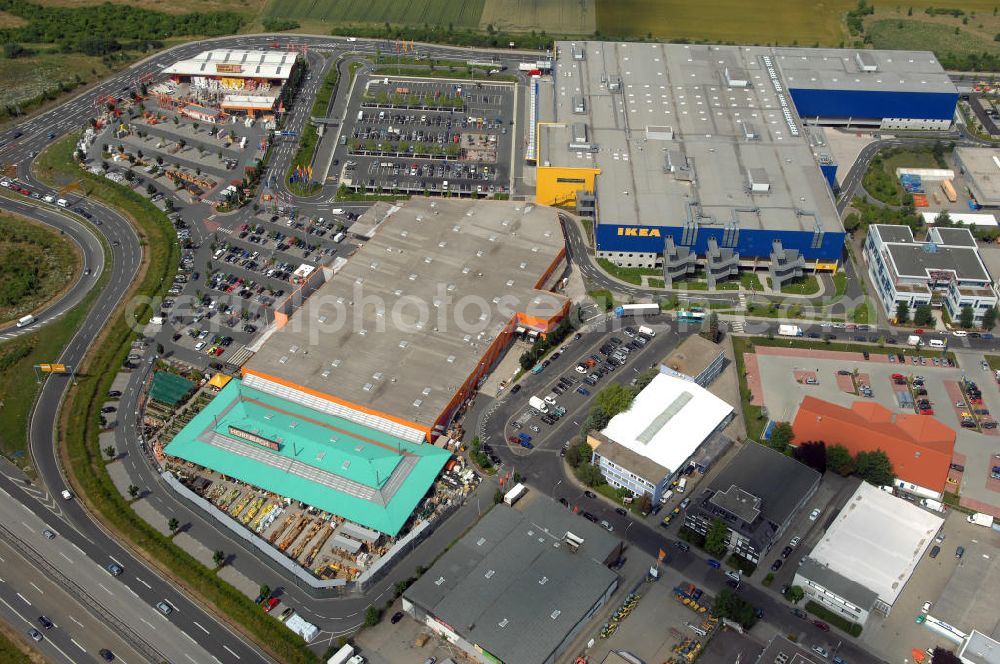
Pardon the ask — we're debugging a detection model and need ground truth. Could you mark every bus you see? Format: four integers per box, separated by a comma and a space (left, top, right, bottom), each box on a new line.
675, 309, 706, 324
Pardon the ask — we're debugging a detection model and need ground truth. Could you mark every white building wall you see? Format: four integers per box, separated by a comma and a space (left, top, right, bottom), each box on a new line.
793, 571, 872, 626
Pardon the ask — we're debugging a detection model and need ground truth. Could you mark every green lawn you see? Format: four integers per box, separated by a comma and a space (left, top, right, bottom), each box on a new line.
780, 275, 820, 295
741, 272, 764, 291
731, 336, 767, 442
596, 258, 661, 286
588, 289, 614, 312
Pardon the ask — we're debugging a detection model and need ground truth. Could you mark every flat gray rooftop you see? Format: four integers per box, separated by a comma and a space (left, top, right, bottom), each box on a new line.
246, 198, 568, 429
956, 147, 1000, 207
872, 224, 992, 283
405, 497, 619, 664
775, 47, 953, 94
543, 41, 843, 234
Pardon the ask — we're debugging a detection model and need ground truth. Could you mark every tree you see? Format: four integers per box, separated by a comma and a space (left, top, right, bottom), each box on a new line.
793, 441, 827, 473
168, 517, 179, 533
983, 306, 997, 330
364, 606, 381, 626
213, 550, 226, 568
575, 463, 605, 487
127, 484, 139, 499
895, 301, 910, 324
164, 199, 174, 212
826, 444, 857, 476
701, 312, 721, 343
493, 488, 504, 505
104, 445, 116, 459
914, 303, 934, 327
931, 648, 963, 664
856, 450, 894, 486
787, 585, 805, 603
258, 584, 270, 600
767, 421, 795, 451
704, 518, 730, 556
959, 304, 975, 329
596, 384, 637, 419
712, 589, 757, 629
638, 493, 653, 515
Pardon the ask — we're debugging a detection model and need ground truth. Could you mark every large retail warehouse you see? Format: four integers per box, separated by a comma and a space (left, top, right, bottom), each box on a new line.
532, 41, 957, 272
167, 199, 569, 533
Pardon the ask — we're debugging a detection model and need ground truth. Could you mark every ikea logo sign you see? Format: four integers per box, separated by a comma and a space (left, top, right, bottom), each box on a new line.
617, 227, 661, 237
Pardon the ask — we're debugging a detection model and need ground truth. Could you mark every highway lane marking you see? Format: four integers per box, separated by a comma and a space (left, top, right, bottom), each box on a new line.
58, 552, 72, 564
69, 615, 83, 627
126, 586, 138, 598
28, 582, 42, 594
193, 620, 209, 634
223, 645, 240, 659
20, 521, 35, 533
16, 592, 30, 606
140, 617, 154, 629
185, 655, 198, 664
183, 631, 197, 644
135, 577, 151, 589
70, 638, 86, 652
97, 583, 113, 596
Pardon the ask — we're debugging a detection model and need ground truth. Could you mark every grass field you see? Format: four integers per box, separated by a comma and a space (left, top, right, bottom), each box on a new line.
866, 18, 1000, 60
479, 0, 595, 34
0, 213, 79, 326
263, 0, 485, 28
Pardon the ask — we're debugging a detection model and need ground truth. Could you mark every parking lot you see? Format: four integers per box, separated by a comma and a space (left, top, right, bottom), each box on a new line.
502, 325, 660, 458
334, 75, 515, 197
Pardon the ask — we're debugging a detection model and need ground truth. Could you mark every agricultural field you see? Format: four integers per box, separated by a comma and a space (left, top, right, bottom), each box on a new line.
0, 51, 115, 111
479, 0, 595, 34
0, 213, 79, 326
263, 0, 485, 29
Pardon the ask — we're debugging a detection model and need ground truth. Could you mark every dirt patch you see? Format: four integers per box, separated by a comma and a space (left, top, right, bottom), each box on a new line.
0, 10, 27, 27
793, 370, 818, 385
836, 372, 856, 393
744, 353, 763, 406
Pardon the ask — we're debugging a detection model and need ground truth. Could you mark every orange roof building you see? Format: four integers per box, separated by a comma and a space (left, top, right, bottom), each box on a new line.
792, 396, 955, 496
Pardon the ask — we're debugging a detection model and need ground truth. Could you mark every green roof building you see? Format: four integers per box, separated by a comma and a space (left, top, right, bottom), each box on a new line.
164, 380, 451, 536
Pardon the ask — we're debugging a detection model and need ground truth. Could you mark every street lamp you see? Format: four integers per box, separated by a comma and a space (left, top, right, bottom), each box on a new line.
553, 479, 563, 497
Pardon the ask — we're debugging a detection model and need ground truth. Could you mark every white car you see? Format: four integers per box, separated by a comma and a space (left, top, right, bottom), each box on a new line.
953, 330, 968, 337
194, 341, 206, 351
789, 536, 801, 548
575, 365, 588, 374
809, 508, 821, 521
811, 645, 829, 659
922, 601, 932, 613
599, 520, 614, 532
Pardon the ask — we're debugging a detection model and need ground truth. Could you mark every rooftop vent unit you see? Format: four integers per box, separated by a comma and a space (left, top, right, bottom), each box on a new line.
572, 95, 586, 114
738, 119, 757, 141
572, 45, 585, 61
748, 167, 771, 193
724, 65, 749, 88
646, 125, 674, 141
855, 51, 878, 73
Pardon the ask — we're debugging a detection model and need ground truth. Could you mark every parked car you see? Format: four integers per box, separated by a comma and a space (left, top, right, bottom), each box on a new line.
809, 508, 822, 521
812, 620, 830, 632
391, 611, 405, 624
770, 559, 784, 571
929, 545, 940, 558
956, 546, 965, 559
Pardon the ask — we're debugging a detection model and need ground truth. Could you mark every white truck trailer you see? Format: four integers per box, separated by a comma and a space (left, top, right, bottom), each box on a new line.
778, 324, 803, 337
528, 395, 549, 413
968, 512, 995, 527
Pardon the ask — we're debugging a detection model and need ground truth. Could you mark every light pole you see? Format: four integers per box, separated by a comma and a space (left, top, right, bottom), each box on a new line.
553, 479, 563, 497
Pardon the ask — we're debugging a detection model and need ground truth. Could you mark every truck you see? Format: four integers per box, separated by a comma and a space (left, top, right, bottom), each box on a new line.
503, 482, 527, 506
333, 232, 346, 243
528, 396, 549, 413
327, 644, 355, 664
16, 314, 36, 328
921, 498, 945, 513
638, 325, 655, 337
614, 303, 660, 318
908, 335, 922, 347
967, 512, 995, 527
286, 613, 319, 641
778, 324, 803, 337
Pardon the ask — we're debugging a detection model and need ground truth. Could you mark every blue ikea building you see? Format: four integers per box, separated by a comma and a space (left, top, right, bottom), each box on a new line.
556, 42, 960, 268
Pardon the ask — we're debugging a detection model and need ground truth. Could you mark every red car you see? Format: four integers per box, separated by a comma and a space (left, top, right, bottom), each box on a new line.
813, 620, 830, 632
914, 329, 924, 334
264, 597, 280, 612
919, 408, 935, 416
890, 373, 905, 381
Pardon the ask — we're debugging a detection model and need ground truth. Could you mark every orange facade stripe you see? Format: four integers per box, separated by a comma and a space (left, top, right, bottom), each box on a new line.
240, 368, 432, 440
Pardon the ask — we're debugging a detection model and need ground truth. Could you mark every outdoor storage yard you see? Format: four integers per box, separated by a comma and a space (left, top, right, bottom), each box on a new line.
334, 75, 515, 198
746, 343, 1000, 516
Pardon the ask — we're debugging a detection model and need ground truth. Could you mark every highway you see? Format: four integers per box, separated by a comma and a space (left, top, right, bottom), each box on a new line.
0, 196, 104, 341
0, 30, 993, 663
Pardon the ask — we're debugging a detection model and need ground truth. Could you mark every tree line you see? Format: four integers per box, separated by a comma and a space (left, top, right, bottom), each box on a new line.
0, 0, 244, 56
